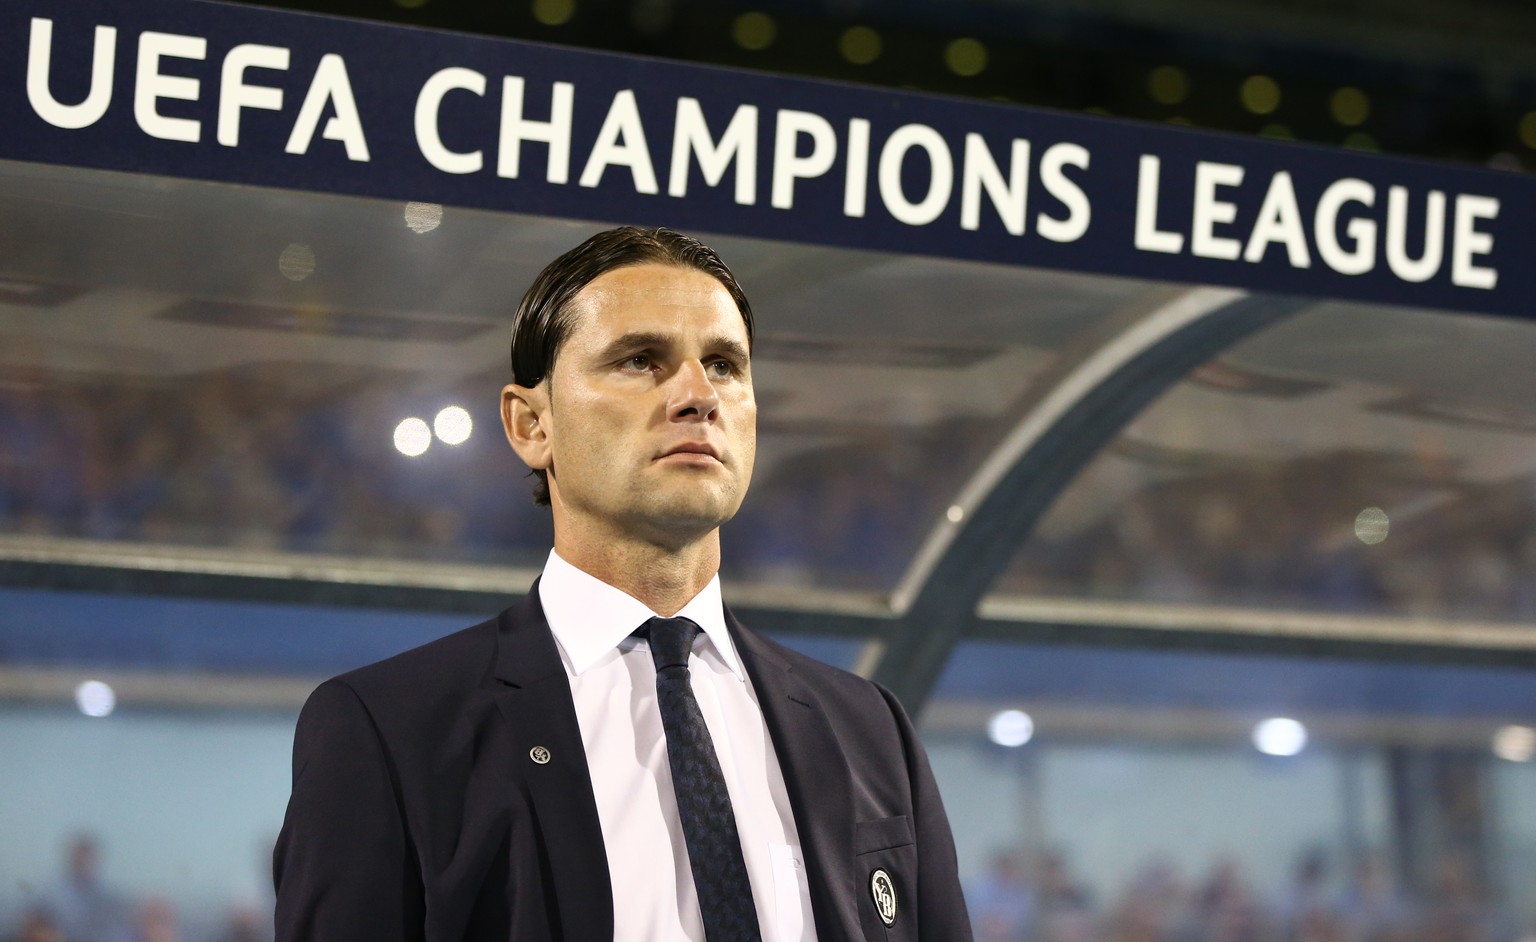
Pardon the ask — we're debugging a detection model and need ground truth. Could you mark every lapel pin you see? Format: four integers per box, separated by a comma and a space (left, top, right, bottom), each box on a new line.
529, 745, 551, 765
870, 868, 897, 927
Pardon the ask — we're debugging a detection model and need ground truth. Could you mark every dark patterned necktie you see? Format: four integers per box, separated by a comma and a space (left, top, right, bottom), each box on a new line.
640, 616, 763, 942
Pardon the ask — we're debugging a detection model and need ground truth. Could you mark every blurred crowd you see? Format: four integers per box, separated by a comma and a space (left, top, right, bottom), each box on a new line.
0, 377, 552, 563
966, 848, 1524, 942
3, 377, 1535, 619
9, 834, 1526, 942
6, 837, 270, 942
1011, 451, 1536, 622
0, 376, 948, 586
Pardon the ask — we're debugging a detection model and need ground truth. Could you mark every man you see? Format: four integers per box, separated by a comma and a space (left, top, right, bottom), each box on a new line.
273, 227, 972, 942
42, 834, 133, 942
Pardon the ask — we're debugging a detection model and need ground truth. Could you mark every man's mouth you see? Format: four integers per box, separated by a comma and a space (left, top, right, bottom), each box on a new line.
659, 442, 722, 462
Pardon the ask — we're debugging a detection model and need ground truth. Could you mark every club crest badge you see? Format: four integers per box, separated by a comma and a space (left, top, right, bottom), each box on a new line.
869, 868, 897, 927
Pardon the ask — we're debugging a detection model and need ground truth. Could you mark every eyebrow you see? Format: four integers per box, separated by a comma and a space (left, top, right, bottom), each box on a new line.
710, 336, 753, 365
596, 331, 752, 364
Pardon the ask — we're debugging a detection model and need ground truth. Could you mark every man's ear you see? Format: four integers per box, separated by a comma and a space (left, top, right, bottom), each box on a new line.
501, 382, 552, 472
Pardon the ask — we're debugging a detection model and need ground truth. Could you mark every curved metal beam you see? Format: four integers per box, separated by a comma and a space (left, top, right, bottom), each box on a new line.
869, 288, 1312, 710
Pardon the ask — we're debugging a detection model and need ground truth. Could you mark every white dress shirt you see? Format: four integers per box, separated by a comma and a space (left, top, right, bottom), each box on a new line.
538, 550, 818, 942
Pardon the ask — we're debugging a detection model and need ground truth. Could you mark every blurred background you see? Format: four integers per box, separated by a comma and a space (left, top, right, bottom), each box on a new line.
3, 0, 1535, 940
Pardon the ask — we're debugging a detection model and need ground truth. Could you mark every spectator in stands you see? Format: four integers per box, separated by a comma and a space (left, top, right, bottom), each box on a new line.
1275, 848, 1337, 939
1193, 857, 1270, 942
1419, 852, 1517, 942
1037, 851, 1098, 942
9, 909, 63, 942
134, 899, 180, 942
40, 833, 133, 942
1109, 860, 1193, 942
1038, 850, 1093, 911
218, 904, 270, 942
1337, 853, 1415, 942
967, 849, 1037, 941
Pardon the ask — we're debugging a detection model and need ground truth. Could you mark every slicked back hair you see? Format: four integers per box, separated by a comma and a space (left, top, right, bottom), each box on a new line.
510, 226, 755, 506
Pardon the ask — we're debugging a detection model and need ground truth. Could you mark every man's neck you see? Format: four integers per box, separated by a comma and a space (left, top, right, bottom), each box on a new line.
552, 528, 720, 617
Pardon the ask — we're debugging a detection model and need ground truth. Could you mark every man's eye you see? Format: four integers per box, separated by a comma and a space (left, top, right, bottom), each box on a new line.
624, 355, 651, 371
708, 360, 737, 378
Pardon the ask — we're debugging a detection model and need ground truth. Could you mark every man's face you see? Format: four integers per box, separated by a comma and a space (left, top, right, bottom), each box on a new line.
519, 263, 756, 545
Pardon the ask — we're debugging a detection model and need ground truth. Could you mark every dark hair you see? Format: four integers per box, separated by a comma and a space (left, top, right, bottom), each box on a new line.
510, 226, 755, 505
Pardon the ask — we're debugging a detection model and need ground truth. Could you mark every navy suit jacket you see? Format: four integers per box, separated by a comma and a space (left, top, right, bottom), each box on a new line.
273, 587, 973, 941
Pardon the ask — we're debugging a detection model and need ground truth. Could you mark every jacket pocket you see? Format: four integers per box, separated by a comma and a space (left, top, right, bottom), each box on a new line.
853, 815, 913, 855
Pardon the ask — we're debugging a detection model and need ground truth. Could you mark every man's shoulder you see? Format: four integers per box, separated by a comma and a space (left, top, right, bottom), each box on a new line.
733, 620, 902, 718
746, 628, 861, 683
332, 612, 501, 696
295, 600, 541, 749
310, 593, 550, 735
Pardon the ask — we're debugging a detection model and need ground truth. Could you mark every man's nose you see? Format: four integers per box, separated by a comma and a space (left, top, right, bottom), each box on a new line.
668, 360, 720, 421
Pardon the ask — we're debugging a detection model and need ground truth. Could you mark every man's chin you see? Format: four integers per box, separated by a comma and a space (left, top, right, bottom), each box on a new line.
627, 493, 739, 540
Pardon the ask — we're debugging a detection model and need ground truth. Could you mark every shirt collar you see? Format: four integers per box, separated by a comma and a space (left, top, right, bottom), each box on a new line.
538, 549, 744, 680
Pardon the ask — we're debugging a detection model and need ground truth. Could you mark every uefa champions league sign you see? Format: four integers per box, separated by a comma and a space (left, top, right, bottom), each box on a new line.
2, 0, 1528, 316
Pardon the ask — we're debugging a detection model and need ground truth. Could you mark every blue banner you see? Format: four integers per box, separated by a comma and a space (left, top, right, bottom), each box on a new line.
2, 0, 1529, 316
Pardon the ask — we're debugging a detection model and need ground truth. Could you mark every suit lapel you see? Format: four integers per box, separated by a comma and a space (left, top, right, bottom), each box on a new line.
489, 587, 613, 941
730, 610, 861, 942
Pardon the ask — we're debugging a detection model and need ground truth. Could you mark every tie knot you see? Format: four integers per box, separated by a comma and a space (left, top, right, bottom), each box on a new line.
642, 616, 700, 671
